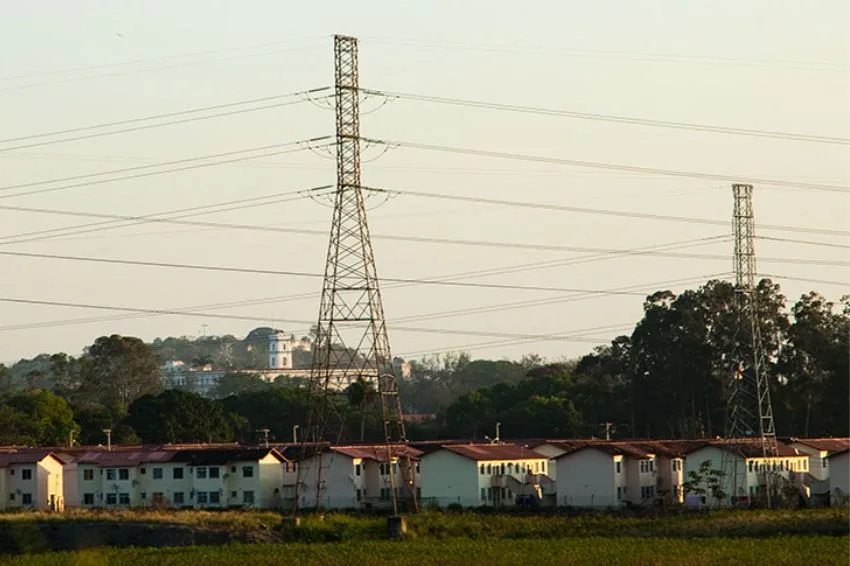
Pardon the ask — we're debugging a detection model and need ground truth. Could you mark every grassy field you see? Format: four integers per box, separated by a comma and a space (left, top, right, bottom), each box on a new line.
0, 536, 845, 566
1, 507, 846, 540
0, 508, 846, 565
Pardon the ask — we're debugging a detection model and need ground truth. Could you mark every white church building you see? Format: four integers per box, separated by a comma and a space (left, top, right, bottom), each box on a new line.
269, 331, 299, 370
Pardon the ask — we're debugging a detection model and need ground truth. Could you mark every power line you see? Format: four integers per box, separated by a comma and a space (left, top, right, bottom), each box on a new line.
0, 240, 728, 333
0, 36, 328, 82
0, 42, 327, 93
366, 138, 850, 194
0, 136, 333, 193
756, 236, 850, 250
362, 36, 850, 73
0, 296, 610, 345
367, 187, 850, 237
0, 139, 334, 201
760, 274, 849, 288
2, 220, 844, 267
0, 90, 330, 152
360, 89, 850, 146
0, 249, 714, 294
0, 185, 334, 245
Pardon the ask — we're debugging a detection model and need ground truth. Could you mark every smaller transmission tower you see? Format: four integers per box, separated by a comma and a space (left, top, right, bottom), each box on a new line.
723, 183, 778, 506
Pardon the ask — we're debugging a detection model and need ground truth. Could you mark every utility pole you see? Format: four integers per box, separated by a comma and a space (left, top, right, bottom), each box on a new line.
258, 428, 270, 448
723, 183, 778, 508
69, 430, 76, 448
298, 35, 416, 519
602, 422, 614, 441
102, 428, 112, 452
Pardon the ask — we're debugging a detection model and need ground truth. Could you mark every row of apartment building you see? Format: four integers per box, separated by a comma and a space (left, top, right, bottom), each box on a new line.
1, 437, 847, 512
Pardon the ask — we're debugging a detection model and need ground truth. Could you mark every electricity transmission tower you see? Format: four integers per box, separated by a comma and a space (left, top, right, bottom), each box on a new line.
297, 35, 416, 515
723, 183, 778, 507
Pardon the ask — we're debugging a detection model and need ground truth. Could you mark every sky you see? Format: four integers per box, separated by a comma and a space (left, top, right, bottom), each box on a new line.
0, 1, 848, 365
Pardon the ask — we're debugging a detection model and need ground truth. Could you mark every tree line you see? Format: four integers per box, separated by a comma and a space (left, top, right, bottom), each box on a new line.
0, 278, 846, 446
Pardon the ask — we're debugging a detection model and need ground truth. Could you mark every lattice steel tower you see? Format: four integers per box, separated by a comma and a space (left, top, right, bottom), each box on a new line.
723, 183, 778, 506
301, 35, 416, 515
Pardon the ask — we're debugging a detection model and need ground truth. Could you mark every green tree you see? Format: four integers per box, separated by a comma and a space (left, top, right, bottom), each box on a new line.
210, 372, 270, 398
0, 390, 79, 446
78, 335, 162, 414
124, 390, 233, 443
221, 387, 310, 443
346, 377, 378, 441
683, 459, 727, 505
777, 292, 850, 436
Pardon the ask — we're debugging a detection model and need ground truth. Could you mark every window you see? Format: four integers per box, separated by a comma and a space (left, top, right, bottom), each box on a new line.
140, 468, 146, 475
649, 460, 655, 472
209, 467, 219, 479
356, 489, 362, 502
106, 493, 117, 505
106, 469, 116, 480
209, 492, 220, 504
83, 493, 94, 505
22, 469, 33, 480
141, 493, 147, 500
542, 462, 546, 474
173, 468, 184, 479
355, 464, 361, 476
153, 468, 163, 480
196, 467, 207, 479
822, 458, 828, 469
173, 492, 184, 504
617, 486, 623, 500
479, 464, 485, 475
415, 462, 420, 474
616, 461, 622, 474
119, 493, 130, 505
119, 469, 130, 481
83, 469, 94, 481
22, 493, 33, 505
243, 491, 255, 504
748, 460, 754, 472
481, 488, 486, 501
242, 466, 254, 478
197, 492, 208, 504
9, 494, 13, 501
500, 463, 505, 475
486, 464, 492, 474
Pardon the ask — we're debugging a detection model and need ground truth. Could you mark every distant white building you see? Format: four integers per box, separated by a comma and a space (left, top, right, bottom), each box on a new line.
268, 331, 313, 370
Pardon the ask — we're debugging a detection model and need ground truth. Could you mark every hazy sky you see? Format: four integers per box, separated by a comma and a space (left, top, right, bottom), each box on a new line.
0, 1, 848, 365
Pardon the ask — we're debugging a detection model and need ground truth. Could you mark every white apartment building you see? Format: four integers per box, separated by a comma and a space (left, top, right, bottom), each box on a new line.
70, 447, 289, 509
684, 440, 809, 507
297, 445, 422, 510
421, 444, 549, 508
0, 449, 65, 511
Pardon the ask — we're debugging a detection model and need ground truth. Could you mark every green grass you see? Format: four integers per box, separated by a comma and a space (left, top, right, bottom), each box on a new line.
0, 536, 845, 566
1, 507, 846, 540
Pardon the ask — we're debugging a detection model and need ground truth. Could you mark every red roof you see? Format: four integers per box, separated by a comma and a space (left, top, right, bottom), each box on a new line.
693, 439, 803, 459
790, 438, 850, 454
331, 445, 422, 462
441, 444, 546, 461
0, 450, 64, 467
73, 449, 177, 467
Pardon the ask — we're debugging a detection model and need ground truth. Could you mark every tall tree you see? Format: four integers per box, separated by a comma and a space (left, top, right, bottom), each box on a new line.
125, 390, 233, 443
78, 335, 162, 414
0, 390, 79, 446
